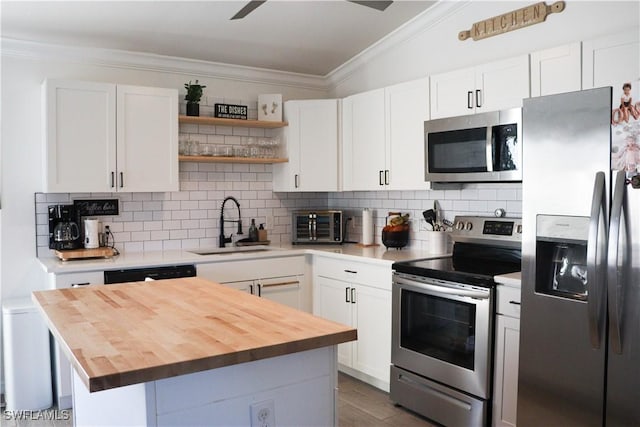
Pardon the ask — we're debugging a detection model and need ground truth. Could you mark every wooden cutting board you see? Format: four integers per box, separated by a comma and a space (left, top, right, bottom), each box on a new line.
54, 247, 116, 261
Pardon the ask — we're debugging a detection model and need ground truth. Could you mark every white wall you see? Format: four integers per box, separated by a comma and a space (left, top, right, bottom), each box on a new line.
0, 52, 327, 302
329, 1, 640, 97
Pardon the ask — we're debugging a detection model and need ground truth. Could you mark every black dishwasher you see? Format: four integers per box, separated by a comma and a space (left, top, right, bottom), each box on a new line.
104, 264, 196, 284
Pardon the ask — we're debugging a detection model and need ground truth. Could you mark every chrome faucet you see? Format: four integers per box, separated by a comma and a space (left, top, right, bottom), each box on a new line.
219, 196, 243, 248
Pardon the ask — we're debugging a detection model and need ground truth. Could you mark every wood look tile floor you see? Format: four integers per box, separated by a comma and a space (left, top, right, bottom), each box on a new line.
9, 373, 435, 426
338, 372, 437, 427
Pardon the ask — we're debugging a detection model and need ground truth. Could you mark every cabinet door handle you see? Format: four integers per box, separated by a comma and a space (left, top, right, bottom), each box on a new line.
467, 91, 474, 109
119, 172, 124, 188
257, 283, 262, 297
249, 284, 254, 295
509, 300, 521, 305
294, 174, 299, 188
476, 89, 482, 108
351, 288, 356, 304
344, 269, 357, 274
385, 170, 390, 186
111, 172, 115, 188
379, 170, 384, 186
345, 287, 350, 303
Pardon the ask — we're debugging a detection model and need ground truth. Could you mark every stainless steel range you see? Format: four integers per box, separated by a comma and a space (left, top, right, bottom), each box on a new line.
390, 216, 522, 427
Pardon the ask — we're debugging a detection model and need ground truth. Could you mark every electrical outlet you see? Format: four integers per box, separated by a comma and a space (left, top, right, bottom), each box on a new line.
250, 399, 275, 427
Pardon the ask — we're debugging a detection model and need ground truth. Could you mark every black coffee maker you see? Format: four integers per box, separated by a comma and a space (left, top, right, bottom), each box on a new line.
49, 204, 82, 250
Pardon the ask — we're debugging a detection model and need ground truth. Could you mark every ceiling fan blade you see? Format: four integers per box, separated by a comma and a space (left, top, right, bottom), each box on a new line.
348, 1, 393, 12
230, 0, 267, 20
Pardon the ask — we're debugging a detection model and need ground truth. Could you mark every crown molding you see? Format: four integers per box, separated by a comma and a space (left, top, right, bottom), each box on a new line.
324, 1, 471, 90
0, 38, 328, 92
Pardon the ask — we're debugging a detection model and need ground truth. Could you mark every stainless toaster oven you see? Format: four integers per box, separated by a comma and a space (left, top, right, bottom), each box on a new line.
292, 210, 343, 244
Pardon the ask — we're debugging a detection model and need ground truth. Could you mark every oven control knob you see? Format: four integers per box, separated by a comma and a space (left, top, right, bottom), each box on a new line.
465, 222, 473, 231
516, 224, 523, 234
455, 221, 465, 230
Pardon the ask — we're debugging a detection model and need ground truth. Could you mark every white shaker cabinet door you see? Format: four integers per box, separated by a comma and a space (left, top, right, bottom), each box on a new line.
116, 85, 179, 192
476, 55, 530, 112
43, 80, 116, 193
344, 88, 386, 191
531, 43, 582, 97
583, 31, 640, 91
493, 314, 520, 427
386, 78, 430, 190
313, 275, 353, 368
429, 67, 476, 119
351, 284, 392, 387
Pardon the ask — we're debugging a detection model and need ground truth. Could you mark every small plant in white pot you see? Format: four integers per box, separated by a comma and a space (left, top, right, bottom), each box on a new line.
184, 80, 206, 116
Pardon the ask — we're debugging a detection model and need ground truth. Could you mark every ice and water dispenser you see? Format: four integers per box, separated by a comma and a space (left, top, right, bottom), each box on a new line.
536, 215, 589, 300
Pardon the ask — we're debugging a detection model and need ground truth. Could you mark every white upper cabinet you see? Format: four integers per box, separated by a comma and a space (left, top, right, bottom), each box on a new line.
430, 55, 530, 119
582, 31, 640, 91
343, 79, 429, 191
43, 79, 178, 193
343, 88, 386, 191
530, 43, 582, 97
273, 99, 339, 192
385, 78, 430, 190
43, 80, 116, 193
116, 85, 179, 192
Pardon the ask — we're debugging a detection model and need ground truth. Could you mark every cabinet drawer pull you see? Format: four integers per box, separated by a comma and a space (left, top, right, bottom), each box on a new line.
467, 91, 473, 109
260, 280, 299, 289
111, 172, 115, 188
379, 170, 384, 186
351, 287, 356, 304
294, 174, 299, 188
385, 170, 389, 186
71, 282, 90, 288
345, 287, 350, 303
344, 269, 357, 274
119, 172, 124, 188
509, 300, 521, 305
475, 89, 482, 108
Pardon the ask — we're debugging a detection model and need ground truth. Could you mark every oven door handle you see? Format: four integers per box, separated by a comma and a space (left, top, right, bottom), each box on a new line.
395, 276, 490, 300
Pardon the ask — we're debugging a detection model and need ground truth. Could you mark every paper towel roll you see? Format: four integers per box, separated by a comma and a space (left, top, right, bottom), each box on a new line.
362, 208, 374, 245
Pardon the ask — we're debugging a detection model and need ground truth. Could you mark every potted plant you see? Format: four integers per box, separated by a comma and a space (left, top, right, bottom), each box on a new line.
184, 80, 206, 116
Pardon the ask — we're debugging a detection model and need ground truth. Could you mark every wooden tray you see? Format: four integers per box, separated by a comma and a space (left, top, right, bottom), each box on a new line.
55, 247, 117, 261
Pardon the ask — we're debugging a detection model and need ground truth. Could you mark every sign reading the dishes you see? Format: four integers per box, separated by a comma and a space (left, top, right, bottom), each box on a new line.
459, 1, 565, 41
214, 103, 248, 120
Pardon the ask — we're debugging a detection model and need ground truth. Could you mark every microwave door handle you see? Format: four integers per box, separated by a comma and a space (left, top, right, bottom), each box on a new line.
607, 171, 626, 354
587, 171, 608, 349
312, 215, 317, 240
485, 127, 493, 172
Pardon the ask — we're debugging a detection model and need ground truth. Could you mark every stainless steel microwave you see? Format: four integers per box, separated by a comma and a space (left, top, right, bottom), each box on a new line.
292, 210, 343, 244
424, 108, 522, 183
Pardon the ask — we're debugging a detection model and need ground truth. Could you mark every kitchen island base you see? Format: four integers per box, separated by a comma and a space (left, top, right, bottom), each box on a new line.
72, 346, 337, 426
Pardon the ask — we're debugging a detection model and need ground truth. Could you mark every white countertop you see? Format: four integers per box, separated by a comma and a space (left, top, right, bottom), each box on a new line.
38, 243, 449, 274
494, 271, 522, 287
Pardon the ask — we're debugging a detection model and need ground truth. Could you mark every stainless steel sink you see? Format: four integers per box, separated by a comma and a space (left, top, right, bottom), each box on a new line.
188, 246, 272, 256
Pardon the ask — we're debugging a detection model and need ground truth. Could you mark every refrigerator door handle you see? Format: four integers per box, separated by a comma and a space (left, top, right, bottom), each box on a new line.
607, 171, 626, 354
586, 171, 608, 349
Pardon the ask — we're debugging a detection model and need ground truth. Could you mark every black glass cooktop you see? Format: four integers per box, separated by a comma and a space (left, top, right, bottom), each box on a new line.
393, 243, 521, 287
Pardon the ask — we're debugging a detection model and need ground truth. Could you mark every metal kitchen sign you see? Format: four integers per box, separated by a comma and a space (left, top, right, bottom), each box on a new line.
214, 103, 248, 120
459, 1, 565, 42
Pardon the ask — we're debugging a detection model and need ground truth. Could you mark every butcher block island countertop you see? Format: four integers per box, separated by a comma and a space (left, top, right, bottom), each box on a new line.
32, 276, 357, 393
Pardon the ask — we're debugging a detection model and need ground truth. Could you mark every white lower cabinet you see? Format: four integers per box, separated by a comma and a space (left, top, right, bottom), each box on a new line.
493, 284, 521, 427
48, 271, 104, 410
313, 256, 392, 391
196, 256, 308, 312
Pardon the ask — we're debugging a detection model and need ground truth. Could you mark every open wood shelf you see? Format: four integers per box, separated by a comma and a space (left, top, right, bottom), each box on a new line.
178, 115, 288, 129
179, 155, 288, 164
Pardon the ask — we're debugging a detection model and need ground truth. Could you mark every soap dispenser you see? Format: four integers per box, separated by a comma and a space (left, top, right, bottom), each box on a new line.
249, 219, 258, 242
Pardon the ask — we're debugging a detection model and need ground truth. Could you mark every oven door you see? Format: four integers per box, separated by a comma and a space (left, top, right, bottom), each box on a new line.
392, 272, 493, 399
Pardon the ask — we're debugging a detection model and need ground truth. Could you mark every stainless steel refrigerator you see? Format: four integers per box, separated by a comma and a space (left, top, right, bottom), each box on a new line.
519, 87, 640, 426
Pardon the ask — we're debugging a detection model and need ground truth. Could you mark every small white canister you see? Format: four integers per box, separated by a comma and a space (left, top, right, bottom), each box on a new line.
83, 219, 100, 249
